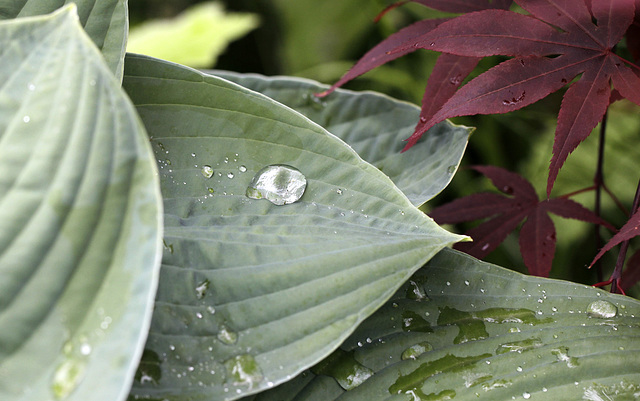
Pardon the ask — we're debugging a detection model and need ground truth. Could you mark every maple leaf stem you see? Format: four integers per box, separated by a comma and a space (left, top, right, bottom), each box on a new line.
558, 185, 596, 199
592, 110, 609, 278
609, 177, 640, 294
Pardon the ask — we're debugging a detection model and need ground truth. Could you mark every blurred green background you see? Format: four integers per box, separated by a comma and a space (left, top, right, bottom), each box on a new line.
127, 0, 640, 296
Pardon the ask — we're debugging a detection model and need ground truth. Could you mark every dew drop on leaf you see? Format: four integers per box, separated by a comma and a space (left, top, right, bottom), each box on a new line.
201, 165, 214, 179
246, 165, 307, 205
224, 354, 263, 388
195, 279, 210, 299
586, 300, 617, 318
217, 325, 238, 345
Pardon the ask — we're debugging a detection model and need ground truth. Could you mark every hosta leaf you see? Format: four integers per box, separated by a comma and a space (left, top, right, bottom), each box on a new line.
0, 6, 162, 401
122, 54, 465, 400
0, 0, 128, 81
243, 248, 640, 401
211, 71, 471, 208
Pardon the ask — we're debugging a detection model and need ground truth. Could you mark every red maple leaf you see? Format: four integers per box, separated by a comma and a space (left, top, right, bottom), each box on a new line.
317, 1, 510, 135
396, 0, 640, 195
428, 166, 614, 276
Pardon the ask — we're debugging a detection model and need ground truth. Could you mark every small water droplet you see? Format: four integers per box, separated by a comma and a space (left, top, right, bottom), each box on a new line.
227, 172, 234, 179
52, 358, 86, 399
23, 115, 30, 123
481, 243, 490, 251
523, 392, 531, 399
464, 280, 470, 286
447, 165, 457, 174
420, 116, 427, 123
239, 165, 247, 173
336, 188, 343, 195
586, 300, 617, 318
224, 354, 263, 388
195, 280, 210, 299
28, 83, 36, 91
401, 342, 433, 360
246, 164, 307, 206
429, 42, 435, 46
201, 165, 214, 179
516, 366, 523, 372
218, 326, 238, 345
449, 75, 462, 85
502, 91, 526, 106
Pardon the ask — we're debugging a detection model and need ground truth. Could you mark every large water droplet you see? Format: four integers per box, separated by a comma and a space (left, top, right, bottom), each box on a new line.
246, 164, 306, 205
224, 354, 263, 388
201, 165, 214, 179
587, 300, 617, 318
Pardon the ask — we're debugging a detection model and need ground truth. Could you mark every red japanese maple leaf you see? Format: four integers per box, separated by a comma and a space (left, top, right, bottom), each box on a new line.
428, 166, 614, 276
321, 0, 640, 196
317, 1, 510, 133
397, 0, 640, 195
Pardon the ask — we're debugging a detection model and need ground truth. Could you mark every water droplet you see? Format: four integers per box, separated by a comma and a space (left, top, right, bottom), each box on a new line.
207, 306, 216, 314
207, 187, 215, 194
464, 280, 470, 286
191, 152, 196, 157
429, 42, 435, 46
406, 280, 428, 301
336, 188, 343, 195
201, 165, 214, 179
401, 342, 433, 360
502, 91, 526, 106
551, 346, 579, 368
523, 392, 531, 399
586, 300, 617, 318
28, 83, 36, 91
246, 164, 307, 206
420, 116, 427, 123
227, 172, 234, 179
449, 75, 462, 85
23, 115, 30, 123
195, 279, 210, 299
52, 358, 86, 399
224, 354, 263, 388
238, 165, 247, 173
447, 165, 457, 174
481, 243, 490, 251
218, 326, 238, 345
516, 366, 523, 372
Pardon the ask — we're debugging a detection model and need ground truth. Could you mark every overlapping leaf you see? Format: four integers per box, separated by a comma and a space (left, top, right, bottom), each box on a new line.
0, 0, 128, 81
0, 6, 162, 401
213, 71, 471, 207
242, 248, 640, 401
429, 166, 613, 276
123, 54, 464, 400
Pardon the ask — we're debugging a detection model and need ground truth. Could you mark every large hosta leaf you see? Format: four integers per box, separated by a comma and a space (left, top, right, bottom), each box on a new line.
0, 0, 128, 80
213, 71, 471, 208
244, 248, 640, 401
123, 54, 464, 400
0, 6, 162, 401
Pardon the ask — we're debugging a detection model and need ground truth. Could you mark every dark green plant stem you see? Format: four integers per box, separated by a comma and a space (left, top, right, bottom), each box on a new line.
593, 111, 608, 281
610, 177, 640, 294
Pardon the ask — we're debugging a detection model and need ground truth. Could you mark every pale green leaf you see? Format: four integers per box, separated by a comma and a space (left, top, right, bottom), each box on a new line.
0, 0, 128, 81
127, 2, 259, 68
244, 248, 640, 401
122, 54, 464, 401
212, 71, 471, 208
0, 6, 162, 401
